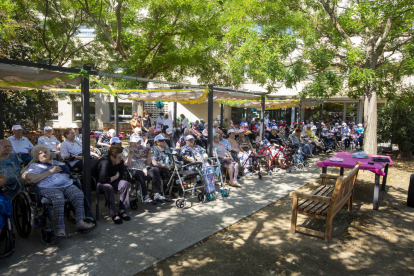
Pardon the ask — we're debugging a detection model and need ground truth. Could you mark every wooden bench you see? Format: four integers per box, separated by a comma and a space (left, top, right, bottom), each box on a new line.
289, 162, 361, 242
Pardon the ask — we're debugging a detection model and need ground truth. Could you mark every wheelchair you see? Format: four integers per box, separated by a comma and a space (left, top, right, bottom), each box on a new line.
13, 171, 97, 245
0, 190, 15, 258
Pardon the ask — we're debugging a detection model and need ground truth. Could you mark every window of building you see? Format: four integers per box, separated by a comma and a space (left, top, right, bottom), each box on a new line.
345, 103, 358, 123
73, 102, 95, 121
143, 102, 169, 118
50, 101, 59, 120
110, 103, 132, 121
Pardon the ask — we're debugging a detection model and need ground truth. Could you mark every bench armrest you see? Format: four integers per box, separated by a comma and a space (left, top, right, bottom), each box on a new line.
289, 191, 332, 204
319, 173, 340, 179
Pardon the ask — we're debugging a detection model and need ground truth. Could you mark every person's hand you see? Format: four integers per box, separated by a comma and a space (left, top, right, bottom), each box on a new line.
76, 156, 83, 160
114, 172, 120, 180
49, 166, 62, 174
168, 163, 174, 170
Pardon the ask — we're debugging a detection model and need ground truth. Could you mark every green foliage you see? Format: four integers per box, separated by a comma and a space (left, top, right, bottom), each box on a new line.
378, 88, 414, 152
2, 91, 72, 133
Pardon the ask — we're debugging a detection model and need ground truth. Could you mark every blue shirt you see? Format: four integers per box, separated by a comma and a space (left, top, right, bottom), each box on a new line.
240, 121, 249, 127
356, 128, 364, 134
220, 138, 232, 151
7, 136, 34, 154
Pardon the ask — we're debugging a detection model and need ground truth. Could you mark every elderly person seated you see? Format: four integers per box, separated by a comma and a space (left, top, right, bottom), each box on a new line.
267, 126, 280, 145
60, 128, 84, 172
228, 129, 252, 175
289, 128, 315, 158
216, 129, 231, 151
0, 173, 13, 234
236, 129, 253, 152
162, 128, 173, 147
0, 139, 23, 200
304, 124, 325, 150
190, 123, 207, 148
341, 123, 351, 149
7, 125, 33, 164
180, 135, 208, 168
176, 128, 190, 150
212, 133, 240, 187
97, 129, 116, 149
123, 135, 165, 203
277, 127, 291, 146
22, 145, 94, 237
69, 123, 83, 144
356, 123, 364, 150
38, 126, 61, 159
110, 137, 123, 147
93, 146, 131, 224
130, 127, 147, 146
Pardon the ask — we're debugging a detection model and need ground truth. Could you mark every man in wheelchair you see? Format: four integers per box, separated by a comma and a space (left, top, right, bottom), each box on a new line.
22, 145, 95, 238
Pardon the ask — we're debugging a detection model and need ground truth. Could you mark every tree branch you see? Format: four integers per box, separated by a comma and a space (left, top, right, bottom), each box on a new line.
319, 0, 354, 47
374, 17, 394, 58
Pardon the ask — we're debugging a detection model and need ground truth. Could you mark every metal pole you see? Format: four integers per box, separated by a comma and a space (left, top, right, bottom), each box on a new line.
207, 85, 214, 157
114, 96, 119, 136
173, 102, 177, 128
0, 91, 4, 138
298, 100, 302, 122
260, 96, 265, 141
220, 104, 224, 129
81, 65, 91, 203
319, 103, 323, 138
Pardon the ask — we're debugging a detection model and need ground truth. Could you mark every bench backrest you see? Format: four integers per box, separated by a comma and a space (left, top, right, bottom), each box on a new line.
328, 162, 361, 217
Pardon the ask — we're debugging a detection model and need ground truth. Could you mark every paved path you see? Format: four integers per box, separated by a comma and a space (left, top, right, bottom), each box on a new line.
0, 162, 326, 276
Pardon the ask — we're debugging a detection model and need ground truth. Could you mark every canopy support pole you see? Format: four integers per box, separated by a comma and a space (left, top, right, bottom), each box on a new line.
173, 102, 177, 128
260, 96, 265, 141
220, 104, 224, 129
0, 91, 4, 138
319, 103, 323, 138
114, 96, 119, 136
208, 85, 214, 157
298, 100, 302, 122
81, 65, 92, 204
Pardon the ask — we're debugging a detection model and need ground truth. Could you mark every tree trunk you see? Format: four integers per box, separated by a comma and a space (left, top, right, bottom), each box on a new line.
364, 82, 378, 155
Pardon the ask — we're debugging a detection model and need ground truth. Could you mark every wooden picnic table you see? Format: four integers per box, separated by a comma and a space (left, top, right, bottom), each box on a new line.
317, 152, 393, 210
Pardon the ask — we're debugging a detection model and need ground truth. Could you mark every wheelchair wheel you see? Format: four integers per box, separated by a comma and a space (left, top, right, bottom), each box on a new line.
297, 163, 304, 170
286, 168, 292, 173
0, 219, 15, 259
197, 193, 205, 203
64, 202, 76, 224
238, 171, 244, 177
41, 228, 55, 245
12, 192, 34, 238
304, 161, 310, 167
175, 199, 185, 209
267, 171, 272, 176
130, 199, 138, 210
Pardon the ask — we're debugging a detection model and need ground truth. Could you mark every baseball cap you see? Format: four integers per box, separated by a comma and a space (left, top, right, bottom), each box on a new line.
335, 123, 339, 125
238, 129, 245, 133
306, 124, 311, 127
185, 135, 195, 140
322, 128, 328, 131
110, 137, 121, 144
166, 128, 173, 134
12, 125, 22, 130
44, 126, 53, 131
358, 123, 363, 127
227, 129, 235, 134
154, 134, 166, 142
70, 123, 79, 129
271, 126, 278, 130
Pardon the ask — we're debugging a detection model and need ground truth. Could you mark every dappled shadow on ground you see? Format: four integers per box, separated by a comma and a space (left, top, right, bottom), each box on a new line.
137, 159, 414, 276
0, 156, 329, 275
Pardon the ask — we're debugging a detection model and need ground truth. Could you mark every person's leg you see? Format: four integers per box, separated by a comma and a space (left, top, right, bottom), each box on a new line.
63, 185, 86, 223
228, 163, 234, 182
359, 137, 364, 148
131, 170, 148, 197
0, 194, 12, 230
97, 183, 117, 217
38, 187, 66, 231
117, 180, 131, 212
147, 167, 162, 195
233, 163, 239, 182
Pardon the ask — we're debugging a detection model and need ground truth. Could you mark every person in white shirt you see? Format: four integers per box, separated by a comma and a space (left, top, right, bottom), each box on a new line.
38, 126, 61, 152
264, 114, 270, 128
7, 125, 34, 164
310, 121, 317, 135
163, 113, 173, 130
60, 128, 83, 171
70, 123, 82, 145
180, 114, 189, 133
155, 112, 164, 131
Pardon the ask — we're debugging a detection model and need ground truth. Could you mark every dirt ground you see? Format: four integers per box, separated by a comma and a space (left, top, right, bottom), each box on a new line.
137, 156, 414, 276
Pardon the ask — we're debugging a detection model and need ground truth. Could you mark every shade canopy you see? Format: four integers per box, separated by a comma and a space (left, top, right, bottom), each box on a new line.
0, 64, 81, 90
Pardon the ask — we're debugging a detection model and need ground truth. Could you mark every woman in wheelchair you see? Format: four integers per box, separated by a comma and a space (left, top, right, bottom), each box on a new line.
123, 135, 166, 203
151, 134, 174, 184
212, 133, 241, 188
0, 139, 24, 201
94, 146, 131, 225
22, 145, 94, 237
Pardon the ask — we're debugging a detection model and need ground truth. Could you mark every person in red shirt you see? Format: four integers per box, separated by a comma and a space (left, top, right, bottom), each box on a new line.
278, 120, 286, 128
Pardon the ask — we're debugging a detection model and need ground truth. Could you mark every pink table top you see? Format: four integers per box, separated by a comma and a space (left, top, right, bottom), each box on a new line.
316, 152, 393, 176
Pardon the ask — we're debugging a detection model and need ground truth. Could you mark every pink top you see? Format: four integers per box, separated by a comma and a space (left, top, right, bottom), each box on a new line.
316, 152, 393, 176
